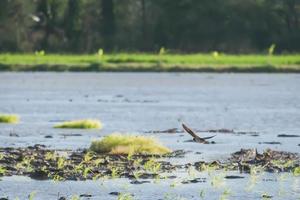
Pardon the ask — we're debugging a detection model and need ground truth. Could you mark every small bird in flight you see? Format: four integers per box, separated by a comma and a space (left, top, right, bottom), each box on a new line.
182, 123, 216, 144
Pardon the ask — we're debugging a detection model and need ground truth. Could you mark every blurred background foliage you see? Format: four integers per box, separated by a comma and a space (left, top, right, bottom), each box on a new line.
0, 0, 299, 53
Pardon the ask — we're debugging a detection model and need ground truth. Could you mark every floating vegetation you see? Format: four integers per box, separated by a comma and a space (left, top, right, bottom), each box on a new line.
117, 193, 134, 200
293, 167, 300, 176
0, 146, 299, 182
28, 191, 37, 200
0, 114, 19, 124
229, 148, 300, 173
0, 145, 174, 181
90, 134, 171, 155
54, 119, 102, 129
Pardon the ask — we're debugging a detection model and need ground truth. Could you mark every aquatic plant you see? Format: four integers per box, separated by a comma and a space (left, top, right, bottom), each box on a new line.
271, 159, 295, 169
89, 133, 171, 155
199, 190, 205, 199
0, 114, 19, 124
57, 157, 66, 169
133, 170, 142, 180
293, 167, 300, 176
211, 175, 225, 188
187, 165, 197, 178
245, 167, 260, 192
54, 119, 102, 129
110, 167, 120, 179
52, 174, 65, 182
144, 158, 161, 173
70, 195, 80, 200
170, 179, 181, 188
220, 188, 231, 200
118, 193, 134, 200
0, 165, 6, 175
83, 167, 91, 178
45, 151, 56, 161
28, 191, 36, 200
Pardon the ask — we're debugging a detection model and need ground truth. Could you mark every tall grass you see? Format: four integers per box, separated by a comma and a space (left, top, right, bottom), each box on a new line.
0, 53, 299, 72
54, 119, 102, 129
90, 133, 171, 155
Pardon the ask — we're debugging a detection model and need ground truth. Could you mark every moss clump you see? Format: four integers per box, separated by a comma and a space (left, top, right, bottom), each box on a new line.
90, 133, 171, 155
0, 114, 19, 124
54, 119, 102, 129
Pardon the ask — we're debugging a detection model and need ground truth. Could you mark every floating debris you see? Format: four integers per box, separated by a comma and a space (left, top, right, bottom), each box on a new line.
259, 142, 281, 145
9, 133, 19, 137
145, 128, 182, 134
181, 177, 206, 184
261, 194, 273, 199
224, 175, 245, 179
109, 192, 120, 196
277, 134, 300, 138
130, 180, 151, 184
206, 129, 234, 133
60, 133, 82, 137
79, 194, 92, 198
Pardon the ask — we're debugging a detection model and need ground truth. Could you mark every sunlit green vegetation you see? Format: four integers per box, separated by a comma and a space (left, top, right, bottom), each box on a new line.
293, 167, 300, 176
90, 133, 171, 155
0, 165, 6, 175
118, 193, 134, 200
54, 119, 102, 129
0, 114, 19, 124
0, 53, 299, 72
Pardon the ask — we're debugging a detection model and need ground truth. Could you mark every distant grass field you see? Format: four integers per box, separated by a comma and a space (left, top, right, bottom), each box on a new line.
0, 53, 299, 72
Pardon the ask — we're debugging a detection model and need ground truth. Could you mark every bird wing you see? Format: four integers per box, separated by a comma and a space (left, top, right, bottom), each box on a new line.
182, 123, 204, 141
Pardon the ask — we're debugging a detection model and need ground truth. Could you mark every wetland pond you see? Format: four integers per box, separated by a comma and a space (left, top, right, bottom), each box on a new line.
0, 72, 299, 199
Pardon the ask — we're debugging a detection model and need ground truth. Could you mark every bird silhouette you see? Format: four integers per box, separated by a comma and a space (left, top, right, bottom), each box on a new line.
182, 123, 216, 144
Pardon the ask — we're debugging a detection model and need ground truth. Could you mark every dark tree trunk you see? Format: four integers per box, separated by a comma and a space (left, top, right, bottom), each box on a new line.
141, 0, 147, 50
101, 0, 115, 50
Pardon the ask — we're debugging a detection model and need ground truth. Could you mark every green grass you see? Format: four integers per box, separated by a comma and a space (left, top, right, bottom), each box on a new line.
54, 119, 102, 129
0, 53, 299, 72
90, 133, 171, 155
0, 114, 20, 124
293, 167, 300, 176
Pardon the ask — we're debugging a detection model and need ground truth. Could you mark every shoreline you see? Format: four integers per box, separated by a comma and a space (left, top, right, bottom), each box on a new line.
1, 53, 299, 73
1, 63, 300, 73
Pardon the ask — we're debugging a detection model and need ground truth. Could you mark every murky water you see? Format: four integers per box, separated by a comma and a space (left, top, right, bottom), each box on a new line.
0, 72, 299, 199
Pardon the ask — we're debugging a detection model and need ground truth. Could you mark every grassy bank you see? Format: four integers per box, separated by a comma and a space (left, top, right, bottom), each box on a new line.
0, 53, 300, 72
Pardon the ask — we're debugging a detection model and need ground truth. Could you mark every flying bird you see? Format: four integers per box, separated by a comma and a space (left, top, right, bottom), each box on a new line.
182, 123, 216, 144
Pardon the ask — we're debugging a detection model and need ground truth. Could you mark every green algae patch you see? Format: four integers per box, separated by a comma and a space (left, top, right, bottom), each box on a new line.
0, 114, 20, 124
90, 133, 171, 155
54, 119, 102, 129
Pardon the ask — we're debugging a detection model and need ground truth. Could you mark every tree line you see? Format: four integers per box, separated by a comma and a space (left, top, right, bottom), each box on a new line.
0, 0, 299, 53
